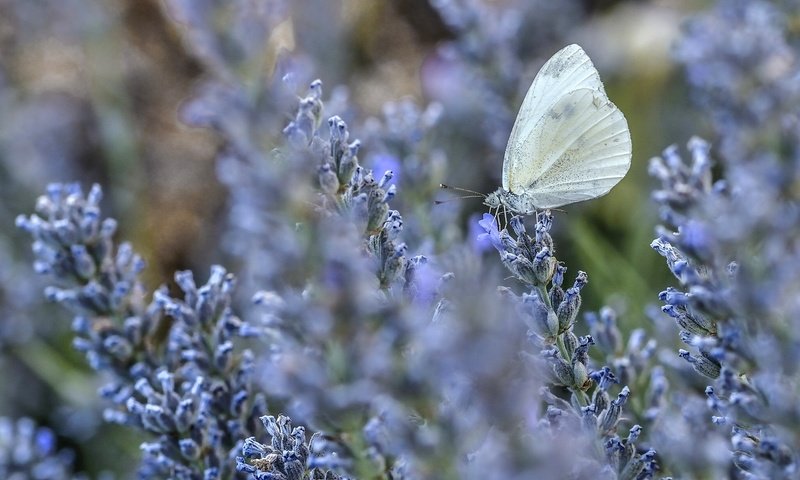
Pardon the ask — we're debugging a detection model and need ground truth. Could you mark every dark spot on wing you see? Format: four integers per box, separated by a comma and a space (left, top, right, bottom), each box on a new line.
548, 99, 577, 120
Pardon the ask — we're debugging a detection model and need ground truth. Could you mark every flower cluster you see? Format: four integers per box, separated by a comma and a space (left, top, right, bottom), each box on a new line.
650, 137, 799, 477
0, 417, 83, 480
479, 211, 659, 479
234, 80, 443, 477
237, 415, 345, 480
15, 184, 274, 479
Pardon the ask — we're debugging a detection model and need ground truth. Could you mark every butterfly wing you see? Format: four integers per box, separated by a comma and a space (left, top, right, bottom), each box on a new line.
503, 44, 607, 192
514, 87, 632, 208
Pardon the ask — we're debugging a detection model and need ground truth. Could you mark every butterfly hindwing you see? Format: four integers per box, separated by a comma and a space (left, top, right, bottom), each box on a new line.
511, 88, 632, 208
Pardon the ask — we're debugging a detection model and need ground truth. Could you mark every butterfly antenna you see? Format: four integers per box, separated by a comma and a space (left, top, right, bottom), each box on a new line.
434, 195, 483, 206
439, 183, 486, 198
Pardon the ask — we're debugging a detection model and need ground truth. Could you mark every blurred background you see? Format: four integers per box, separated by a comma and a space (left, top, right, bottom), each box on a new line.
0, 0, 718, 476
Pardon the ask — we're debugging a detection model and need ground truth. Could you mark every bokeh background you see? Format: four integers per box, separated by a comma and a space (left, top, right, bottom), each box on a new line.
0, 0, 731, 476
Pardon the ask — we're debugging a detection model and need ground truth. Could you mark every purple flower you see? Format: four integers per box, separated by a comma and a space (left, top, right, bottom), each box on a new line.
476, 213, 502, 252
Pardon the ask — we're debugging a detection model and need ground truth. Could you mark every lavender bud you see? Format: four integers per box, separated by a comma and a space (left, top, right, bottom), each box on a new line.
552, 354, 574, 386
556, 272, 587, 332
318, 163, 340, 194
572, 360, 589, 389
179, 438, 201, 460
563, 330, 578, 359
598, 386, 630, 434
679, 349, 721, 378
366, 189, 389, 233
521, 290, 558, 338
533, 247, 556, 284
70, 244, 97, 279
338, 140, 360, 185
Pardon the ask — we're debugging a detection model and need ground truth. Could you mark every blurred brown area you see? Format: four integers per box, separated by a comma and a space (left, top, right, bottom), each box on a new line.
391, 0, 456, 45
0, 0, 224, 287
118, 0, 223, 285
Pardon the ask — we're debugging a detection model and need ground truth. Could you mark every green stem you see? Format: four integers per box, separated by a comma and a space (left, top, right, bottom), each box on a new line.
571, 387, 590, 407
535, 284, 552, 310
555, 334, 568, 362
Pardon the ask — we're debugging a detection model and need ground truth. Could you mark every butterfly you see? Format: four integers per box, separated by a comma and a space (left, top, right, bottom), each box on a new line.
483, 44, 632, 216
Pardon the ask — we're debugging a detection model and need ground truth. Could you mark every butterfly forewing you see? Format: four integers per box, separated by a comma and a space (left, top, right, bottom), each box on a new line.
502, 44, 607, 192
515, 88, 632, 208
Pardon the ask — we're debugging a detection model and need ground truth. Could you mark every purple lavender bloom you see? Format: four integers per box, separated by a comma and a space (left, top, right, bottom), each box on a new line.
476, 208, 659, 477
18, 184, 268, 479
368, 153, 401, 189
650, 135, 800, 476
476, 213, 502, 252
236, 414, 345, 480
0, 417, 82, 480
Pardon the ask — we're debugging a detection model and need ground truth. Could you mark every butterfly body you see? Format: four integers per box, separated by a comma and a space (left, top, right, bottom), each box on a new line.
485, 44, 632, 215
484, 189, 538, 216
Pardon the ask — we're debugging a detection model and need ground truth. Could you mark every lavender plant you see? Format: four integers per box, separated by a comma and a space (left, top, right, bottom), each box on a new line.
15, 183, 285, 479
229, 80, 449, 478
167, 4, 480, 475
167, 3, 443, 473
477, 211, 660, 479
650, 137, 799, 478
645, 0, 800, 477
0, 417, 83, 480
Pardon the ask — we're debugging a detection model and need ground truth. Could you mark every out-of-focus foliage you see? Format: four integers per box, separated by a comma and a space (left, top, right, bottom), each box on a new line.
4, 0, 800, 479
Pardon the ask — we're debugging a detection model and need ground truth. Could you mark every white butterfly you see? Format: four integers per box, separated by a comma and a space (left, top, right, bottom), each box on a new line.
484, 44, 632, 215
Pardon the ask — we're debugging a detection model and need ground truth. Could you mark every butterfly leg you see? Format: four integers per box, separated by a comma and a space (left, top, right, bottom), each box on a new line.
490, 205, 499, 227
